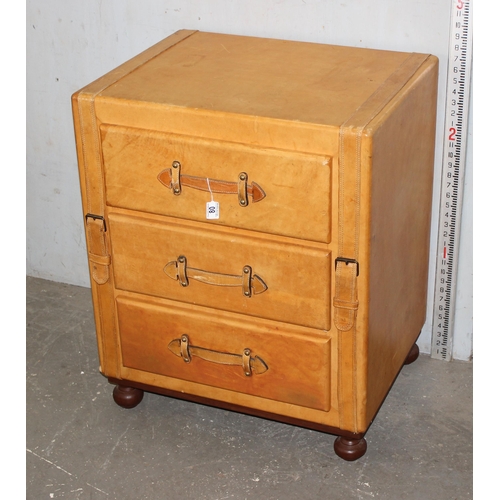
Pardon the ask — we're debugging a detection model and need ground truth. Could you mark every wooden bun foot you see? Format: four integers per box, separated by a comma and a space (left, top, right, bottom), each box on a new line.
404, 343, 420, 365
334, 436, 367, 461
113, 385, 144, 409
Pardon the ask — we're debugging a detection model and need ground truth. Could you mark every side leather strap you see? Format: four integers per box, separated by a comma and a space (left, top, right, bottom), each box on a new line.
77, 93, 112, 285
158, 163, 266, 204
164, 256, 268, 297
85, 214, 110, 284
168, 335, 268, 376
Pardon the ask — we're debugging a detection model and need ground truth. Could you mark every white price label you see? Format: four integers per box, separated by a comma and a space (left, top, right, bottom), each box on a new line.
206, 201, 219, 219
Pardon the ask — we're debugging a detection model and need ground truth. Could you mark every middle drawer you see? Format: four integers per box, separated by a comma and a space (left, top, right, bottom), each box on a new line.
108, 212, 331, 330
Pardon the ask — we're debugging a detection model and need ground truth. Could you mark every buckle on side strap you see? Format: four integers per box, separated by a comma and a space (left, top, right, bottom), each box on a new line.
85, 213, 107, 232
335, 257, 359, 277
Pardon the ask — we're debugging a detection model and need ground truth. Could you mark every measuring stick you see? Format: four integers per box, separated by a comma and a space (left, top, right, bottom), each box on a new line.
431, 0, 472, 360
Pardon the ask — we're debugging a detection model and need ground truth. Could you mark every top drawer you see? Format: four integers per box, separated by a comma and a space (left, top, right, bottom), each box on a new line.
100, 125, 333, 243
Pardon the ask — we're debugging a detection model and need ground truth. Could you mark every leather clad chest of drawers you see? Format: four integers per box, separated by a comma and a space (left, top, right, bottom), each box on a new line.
72, 30, 438, 461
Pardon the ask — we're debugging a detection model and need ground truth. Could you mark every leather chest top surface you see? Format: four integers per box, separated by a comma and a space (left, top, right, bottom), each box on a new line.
98, 30, 414, 126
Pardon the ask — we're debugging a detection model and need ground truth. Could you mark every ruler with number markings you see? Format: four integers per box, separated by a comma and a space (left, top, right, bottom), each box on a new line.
431, 0, 472, 361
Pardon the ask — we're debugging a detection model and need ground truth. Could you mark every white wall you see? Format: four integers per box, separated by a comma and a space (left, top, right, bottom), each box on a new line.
26, 0, 472, 360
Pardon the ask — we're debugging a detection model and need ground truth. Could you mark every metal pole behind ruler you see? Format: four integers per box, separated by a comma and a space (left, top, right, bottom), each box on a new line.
431, 0, 472, 361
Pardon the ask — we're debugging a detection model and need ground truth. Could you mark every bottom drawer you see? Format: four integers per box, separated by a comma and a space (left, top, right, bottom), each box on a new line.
116, 295, 332, 412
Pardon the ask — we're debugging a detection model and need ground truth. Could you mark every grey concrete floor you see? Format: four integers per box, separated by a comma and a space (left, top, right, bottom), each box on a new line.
26, 276, 472, 500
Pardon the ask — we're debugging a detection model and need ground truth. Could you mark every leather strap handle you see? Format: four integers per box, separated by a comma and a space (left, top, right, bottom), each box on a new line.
158, 161, 266, 206
163, 255, 267, 297
168, 334, 268, 376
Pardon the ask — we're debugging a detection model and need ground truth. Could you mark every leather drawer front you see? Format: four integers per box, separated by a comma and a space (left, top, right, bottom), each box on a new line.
101, 125, 332, 243
116, 296, 331, 412
108, 212, 331, 330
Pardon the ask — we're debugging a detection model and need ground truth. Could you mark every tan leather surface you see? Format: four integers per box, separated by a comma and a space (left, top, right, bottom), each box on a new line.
96, 99, 338, 157
116, 295, 331, 411
108, 210, 332, 330
72, 30, 438, 434
99, 31, 411, 126
100, 125, 332, 243
333, 52, 432, 433
364, 56, 439, 428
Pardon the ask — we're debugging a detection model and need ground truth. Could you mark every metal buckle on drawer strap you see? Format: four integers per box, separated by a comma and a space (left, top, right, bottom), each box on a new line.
171, 161, 181, 195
